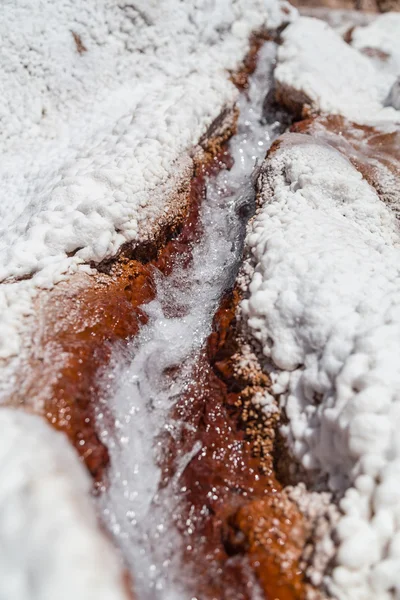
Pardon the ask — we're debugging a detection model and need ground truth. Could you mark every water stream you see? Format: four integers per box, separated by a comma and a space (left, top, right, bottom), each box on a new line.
96, 41, 284, 599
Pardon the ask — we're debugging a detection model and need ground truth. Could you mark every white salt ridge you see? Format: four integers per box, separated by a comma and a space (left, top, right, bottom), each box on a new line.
351, 13, 400, 77
96, 42, 282, 599
0, 408, 128, 600
351, 13, 400, 111
243, 134, 400, 599
0, 0, 293, 365
275, 16, 400, 123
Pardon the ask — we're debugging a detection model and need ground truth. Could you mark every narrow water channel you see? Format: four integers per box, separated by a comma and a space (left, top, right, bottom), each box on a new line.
96, 41, 284, 599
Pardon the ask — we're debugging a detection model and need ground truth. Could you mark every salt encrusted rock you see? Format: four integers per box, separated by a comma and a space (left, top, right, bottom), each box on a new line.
0, 408, 130, 600
351, 12, 400, 76
290, 115, 400, 218
241, 133, 400, 599
274, 16, 400, 123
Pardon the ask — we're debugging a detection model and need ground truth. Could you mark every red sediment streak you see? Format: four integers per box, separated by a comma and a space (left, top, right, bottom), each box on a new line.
155, 291, 307, 599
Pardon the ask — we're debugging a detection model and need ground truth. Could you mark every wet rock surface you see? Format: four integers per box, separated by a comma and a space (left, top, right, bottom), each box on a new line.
291, 115, 400, 216
165, 292, 308, 599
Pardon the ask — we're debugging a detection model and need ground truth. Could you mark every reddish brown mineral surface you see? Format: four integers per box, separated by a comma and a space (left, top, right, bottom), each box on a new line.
292, 115, 400, 213
10, 145, 224, 481
159, 291, 308, 599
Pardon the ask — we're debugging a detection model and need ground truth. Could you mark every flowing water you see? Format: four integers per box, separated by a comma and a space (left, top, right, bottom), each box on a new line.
96, 41, 284, 599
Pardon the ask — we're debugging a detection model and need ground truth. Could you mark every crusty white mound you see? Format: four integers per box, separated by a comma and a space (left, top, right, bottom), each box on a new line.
351, 12, 400, 76
0, 0, 293, 376
275, 16, 400, 123
242, 133, 400, 599
351, 13, 400, 111
0, 409, 129, 600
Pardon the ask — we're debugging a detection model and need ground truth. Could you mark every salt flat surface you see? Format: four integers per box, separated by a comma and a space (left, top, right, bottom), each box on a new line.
0, 409, 128, 600
0, 0, 292, 365
243, 133, 400, 599
275, 16, 400, 123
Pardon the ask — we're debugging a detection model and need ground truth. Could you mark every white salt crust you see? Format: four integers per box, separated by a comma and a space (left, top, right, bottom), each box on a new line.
0, 408, 128, 600
351, 13, 400, 77
242, 134, 400, 599
0, 0, 294, 365
275, 16, 400, 123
